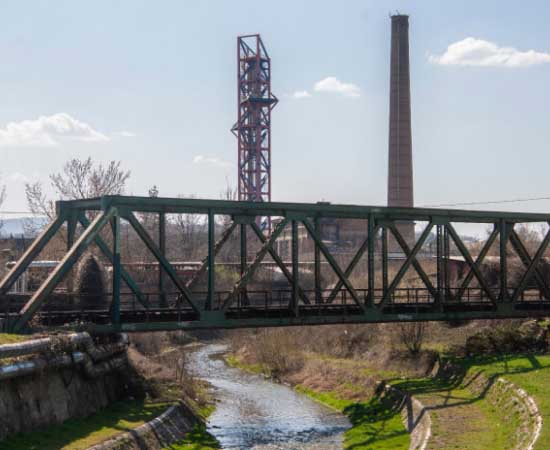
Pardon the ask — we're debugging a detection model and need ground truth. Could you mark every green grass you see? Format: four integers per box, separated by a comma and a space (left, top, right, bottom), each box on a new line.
391, 376, 513, 450
163, 423, 220, 450
386, 354, 550, 450
0, 333, 28, 345
0, 400, 173, 450
455, 354, 550, 450
224, 354, 270, 376
296, 386, 409, 450
162, 395, 219, 450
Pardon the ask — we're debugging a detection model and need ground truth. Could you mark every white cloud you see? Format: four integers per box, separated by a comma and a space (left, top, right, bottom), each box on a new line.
7, 172, 31, 183
428, 37, 550, 68
193, 155, 232, 169
0, 113, 109, 148
292, 90, 311, 99
113, 130, 136, 137
313, 77, 361, 97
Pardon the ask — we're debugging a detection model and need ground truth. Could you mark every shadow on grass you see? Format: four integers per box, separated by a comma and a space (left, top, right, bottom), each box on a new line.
341, 390, 409, 449
0, 400, 170, 450
386, 352, 550, 434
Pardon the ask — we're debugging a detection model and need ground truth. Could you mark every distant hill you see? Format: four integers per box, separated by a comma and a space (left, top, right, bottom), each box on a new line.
0, 217, 48, 239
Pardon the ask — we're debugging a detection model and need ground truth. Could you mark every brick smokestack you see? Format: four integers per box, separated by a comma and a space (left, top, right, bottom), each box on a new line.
388, 14, 415, 249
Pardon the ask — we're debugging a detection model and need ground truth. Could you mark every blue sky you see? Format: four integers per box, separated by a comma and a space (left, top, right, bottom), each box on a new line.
1, 0, 550, 216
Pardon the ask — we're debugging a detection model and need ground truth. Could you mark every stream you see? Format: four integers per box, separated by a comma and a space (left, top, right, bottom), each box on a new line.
187, 344, 351, 450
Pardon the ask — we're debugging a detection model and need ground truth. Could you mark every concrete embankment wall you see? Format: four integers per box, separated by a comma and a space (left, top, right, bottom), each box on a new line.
87, 401, 197, 450
381, 384, 431, 450
0, 333, 134, 441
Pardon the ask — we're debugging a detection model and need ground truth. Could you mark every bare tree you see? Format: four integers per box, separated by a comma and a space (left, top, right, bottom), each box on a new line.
398, 322, 426, 355
25, 157, 130, 221
220, 182, 238, 202
174, 195, 207, 260
0, 179, 6, 232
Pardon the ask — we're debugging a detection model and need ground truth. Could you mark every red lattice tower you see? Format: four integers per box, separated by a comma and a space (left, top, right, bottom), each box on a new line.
231, 35, 278, 218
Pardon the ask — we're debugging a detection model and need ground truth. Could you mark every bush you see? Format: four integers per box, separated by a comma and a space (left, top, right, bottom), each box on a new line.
465, 320, 549, 356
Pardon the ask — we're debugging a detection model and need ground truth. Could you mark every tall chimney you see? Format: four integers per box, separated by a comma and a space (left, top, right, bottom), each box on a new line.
388, 14, 414, 248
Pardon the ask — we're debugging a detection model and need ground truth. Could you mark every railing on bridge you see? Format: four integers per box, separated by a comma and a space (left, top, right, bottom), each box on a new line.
1, 195, 550, 333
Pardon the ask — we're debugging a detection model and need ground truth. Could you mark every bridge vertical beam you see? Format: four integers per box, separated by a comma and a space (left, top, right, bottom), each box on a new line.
67, 212, 77, 250
206, 211, 215, 311
500, 220, 508, 301
382, 226, 388, 299
314, 218, 322, 304
111, 213, 121, 325
436, 224, 443, 304
159, 213, 167, 307
291, 220, 299, 315
240, 223, 247, 306
444, 225, 450, 300
367, 215, 375, 306
66, 211, 78, 296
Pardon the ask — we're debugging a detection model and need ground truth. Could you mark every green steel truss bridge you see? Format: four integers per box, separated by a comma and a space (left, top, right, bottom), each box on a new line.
2, 195, 550, 334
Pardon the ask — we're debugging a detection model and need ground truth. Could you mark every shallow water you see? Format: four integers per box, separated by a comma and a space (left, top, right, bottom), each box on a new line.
187, 344, 350, 450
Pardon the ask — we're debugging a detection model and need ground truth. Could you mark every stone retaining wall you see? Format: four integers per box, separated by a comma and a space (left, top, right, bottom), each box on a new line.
0, 333, 133, 441
383, 384, 431, 450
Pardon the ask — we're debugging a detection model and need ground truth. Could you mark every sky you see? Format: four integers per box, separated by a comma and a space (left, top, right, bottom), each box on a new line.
1, 0, 550, 220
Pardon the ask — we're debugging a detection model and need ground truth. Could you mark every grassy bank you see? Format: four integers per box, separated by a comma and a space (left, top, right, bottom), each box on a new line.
0, 400, 173, 450
0, 333, 28, 345
383, 353, 550, 450
163, 423, 219, 450
457, 354, 550, 450
297, 386, 409, 450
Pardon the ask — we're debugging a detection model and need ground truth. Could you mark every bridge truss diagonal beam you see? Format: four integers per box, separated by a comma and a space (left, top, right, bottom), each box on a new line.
509, 229, 550, 300
511, 224, 550, 302
325, 224, 380, 304
456, 225, 499, 301
301, 219, 366, 312
249, 221, 310, 306
0, 215, 66, 295
447, 223, 497, 305
14, 208, 116, 332
124, 211, 200, 314
186, 222, 238, 291
380, 222, 435, 307
78, 214, 149, 309
223, 218, 289, 311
